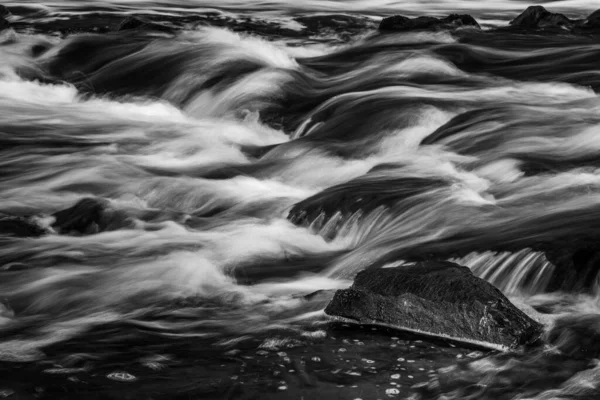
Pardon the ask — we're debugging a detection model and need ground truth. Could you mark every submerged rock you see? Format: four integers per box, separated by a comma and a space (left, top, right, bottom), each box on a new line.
379, 14, 480, 32
509, 6, 573, 30
117, 16, 174, 33
51, 197, 130, 235
325, 261, 543, 351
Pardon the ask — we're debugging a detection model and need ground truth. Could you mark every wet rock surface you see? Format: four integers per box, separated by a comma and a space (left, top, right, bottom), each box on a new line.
325, 261, 544, 350
509, 5, 574, 30
379, 14, 480, 32
51, 197, 130, 235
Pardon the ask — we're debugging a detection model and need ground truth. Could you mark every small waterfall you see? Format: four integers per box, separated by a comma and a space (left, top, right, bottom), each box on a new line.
454, 249, 554, 295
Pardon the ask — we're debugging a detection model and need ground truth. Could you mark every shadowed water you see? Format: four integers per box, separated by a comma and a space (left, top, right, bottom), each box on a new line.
1, 1, 600, 399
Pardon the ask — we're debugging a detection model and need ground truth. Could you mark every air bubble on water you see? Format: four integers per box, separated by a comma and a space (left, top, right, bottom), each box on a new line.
107, 372, 137, 382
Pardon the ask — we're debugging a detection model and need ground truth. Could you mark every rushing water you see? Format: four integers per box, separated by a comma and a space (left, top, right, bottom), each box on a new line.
1, 1, 600, 399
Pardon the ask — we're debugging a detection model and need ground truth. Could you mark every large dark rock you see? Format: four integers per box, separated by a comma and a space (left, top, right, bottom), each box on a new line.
51, 198, 130, 235
379, 14, 480, 32
325, 261, 543, 350
509, 6, 574, 30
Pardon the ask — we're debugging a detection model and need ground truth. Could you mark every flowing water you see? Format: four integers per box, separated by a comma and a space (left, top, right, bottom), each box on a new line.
2, 1, 600, 399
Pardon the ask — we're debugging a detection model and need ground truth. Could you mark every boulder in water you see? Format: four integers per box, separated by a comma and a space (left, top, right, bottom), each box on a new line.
325, 261, 543, 351
509, 6, 574, 30
379, 14, 480, 32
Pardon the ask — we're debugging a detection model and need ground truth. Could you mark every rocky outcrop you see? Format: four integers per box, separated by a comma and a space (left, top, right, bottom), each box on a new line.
325, 261, 543, 351
507, 6, 600, 34
379, 14, 480, 32
117, 16, 174, 33
509, 6, 573, 30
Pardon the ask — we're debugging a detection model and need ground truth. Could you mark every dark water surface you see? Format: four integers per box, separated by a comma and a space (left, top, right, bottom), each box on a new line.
2, 1, 600, 399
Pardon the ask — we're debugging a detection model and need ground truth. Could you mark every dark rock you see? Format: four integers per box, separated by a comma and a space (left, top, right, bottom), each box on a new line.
51, 198, 130, 235
379, 14, 480, 32
325, 261, 543, 350
584, 9, 600, 28
0, 214, 47, 238
546, 314, 600, 358
509, 6, 574, 30
117, 16, 173, 33
288, 172, 447, 236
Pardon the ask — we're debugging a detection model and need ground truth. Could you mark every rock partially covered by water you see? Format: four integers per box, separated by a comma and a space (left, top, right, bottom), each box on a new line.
0, 5, 9, 32
117, 16, 174, 33
509, 6, 573, 30
52, 198, 130, 235
325, 261, 543, 351
379, 14, 480, 32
